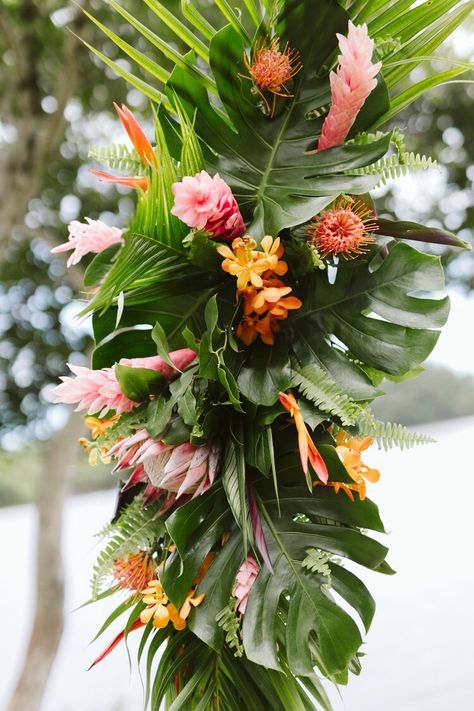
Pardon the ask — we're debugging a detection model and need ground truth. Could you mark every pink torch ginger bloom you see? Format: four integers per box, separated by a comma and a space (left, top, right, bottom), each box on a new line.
171, 171, 245, 240
109, 430, 220, 501
317, 22, 381, 152
52, 350, 196, 416
50, 218, 124, 267
232, 556, 260, 614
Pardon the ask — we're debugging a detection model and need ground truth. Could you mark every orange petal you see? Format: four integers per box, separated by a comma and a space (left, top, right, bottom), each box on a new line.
90, 170, 149, 191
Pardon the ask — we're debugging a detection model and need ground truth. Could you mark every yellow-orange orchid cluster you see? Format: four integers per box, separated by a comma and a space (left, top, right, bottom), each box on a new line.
140, 579, 205, 631
217, 236, 302, 345
91, 103, 156, 191
278, 391, 328, 486
79, 415, 119, 466
335, 431, 380, 500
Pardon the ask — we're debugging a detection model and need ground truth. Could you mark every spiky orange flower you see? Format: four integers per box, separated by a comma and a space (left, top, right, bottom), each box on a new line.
241, 36, 302, 115
113, 551, 156, 593
307, 198, 378, 260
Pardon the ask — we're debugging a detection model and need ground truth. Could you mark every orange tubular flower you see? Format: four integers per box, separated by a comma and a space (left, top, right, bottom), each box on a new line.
113, 551, 156, 593
114, 102, 158, 168
241, 36, 303, 116
307, 198, 378, 260
279, 391, 328, 487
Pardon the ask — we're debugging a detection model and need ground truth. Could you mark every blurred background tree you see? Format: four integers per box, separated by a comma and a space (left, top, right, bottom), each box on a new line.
0, 2, 473, 710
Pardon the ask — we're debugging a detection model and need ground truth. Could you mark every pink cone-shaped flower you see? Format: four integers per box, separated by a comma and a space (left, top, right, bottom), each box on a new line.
317, 22, 381, 152
109, 430, 220, 500
171, 171, 245, 240
52, 350, 196, 416
232, 555, 260, 614
50, 218, 124, 267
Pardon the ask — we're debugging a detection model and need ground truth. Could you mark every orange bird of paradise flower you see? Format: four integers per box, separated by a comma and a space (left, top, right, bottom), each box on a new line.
90, 103, 157, 191
279, 391, 328, 489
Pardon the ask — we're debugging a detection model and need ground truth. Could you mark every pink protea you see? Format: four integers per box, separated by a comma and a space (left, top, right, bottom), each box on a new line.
109, 430, 220, 500
171, 171, 245, 240
52, 350, 196, 416
317, 21, 381, 152
232, 555, 260, 614
50, 218, 124, 267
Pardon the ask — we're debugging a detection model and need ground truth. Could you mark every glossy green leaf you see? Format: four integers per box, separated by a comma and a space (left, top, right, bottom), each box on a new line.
238, 340, 292, 407
114, 364, 165, 402
298, 242, 449, 376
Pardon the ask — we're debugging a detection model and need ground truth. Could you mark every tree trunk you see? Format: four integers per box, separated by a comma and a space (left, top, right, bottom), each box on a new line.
6, 410, 85, 711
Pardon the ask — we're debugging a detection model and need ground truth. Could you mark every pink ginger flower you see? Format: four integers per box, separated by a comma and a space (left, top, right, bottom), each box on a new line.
51, 218, 124, 267
232, 555, 260, 614
171, 171, 245, 240
52, 350, 196, 416
109, 429, 220, 501
317, 21, 381, 152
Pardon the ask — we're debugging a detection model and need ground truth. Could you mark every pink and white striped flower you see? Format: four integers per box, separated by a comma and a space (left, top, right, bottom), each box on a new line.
52, 350, 196, 416
110, 430, 220, 500
232, 555, 260, 614
51, 218, 124, 267
171, 171, 245, 240
317, 22, 381, 152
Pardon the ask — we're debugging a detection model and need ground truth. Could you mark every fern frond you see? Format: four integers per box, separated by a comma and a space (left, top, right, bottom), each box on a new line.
89, 143, 145, 175
302, 548, 332, 583
216, 598, 244, 657
291, 364, 358, 426
355, 408, 435, 451
348, 152, 439, 187
91, 499, 164, 598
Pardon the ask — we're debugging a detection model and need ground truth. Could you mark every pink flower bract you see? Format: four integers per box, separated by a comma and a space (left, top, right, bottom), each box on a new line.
51, 218, 124, 267
109, 430, 220, 501
232, 555, 260, 614
52, 350, 196, 416
317, 22, 381, 152
171, 171, 245, 240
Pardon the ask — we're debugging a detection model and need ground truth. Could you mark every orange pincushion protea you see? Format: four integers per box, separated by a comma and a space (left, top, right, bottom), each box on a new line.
307, 198, 378, 259
113, 551, 156, 592
241, 36, 302, 115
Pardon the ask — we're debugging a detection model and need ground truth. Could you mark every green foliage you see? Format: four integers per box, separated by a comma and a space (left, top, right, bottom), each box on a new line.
291, 363, 359, 426
355, 408, 435, 450
216, 598, 244, 657
302, 548, 333, 585
349, 151, 439, 187
298, 241, 450, 376
89, 143, 145, 174
91, 499, 164, 598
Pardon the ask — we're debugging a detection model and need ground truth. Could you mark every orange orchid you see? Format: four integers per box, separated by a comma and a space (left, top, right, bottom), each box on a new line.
84, 414, 119, 439
335, 431, 380, 500
255, 236, 288, 276
217, 237, 268, 292
279, 391, 328, 488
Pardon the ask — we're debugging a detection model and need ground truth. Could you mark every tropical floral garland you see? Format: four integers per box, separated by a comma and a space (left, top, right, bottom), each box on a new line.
52, 1, 471, 708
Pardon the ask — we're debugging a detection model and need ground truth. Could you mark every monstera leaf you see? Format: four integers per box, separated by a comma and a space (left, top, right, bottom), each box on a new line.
165, 0, 391, 237
295, 241, 449, 376
180, 444, 389, 680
